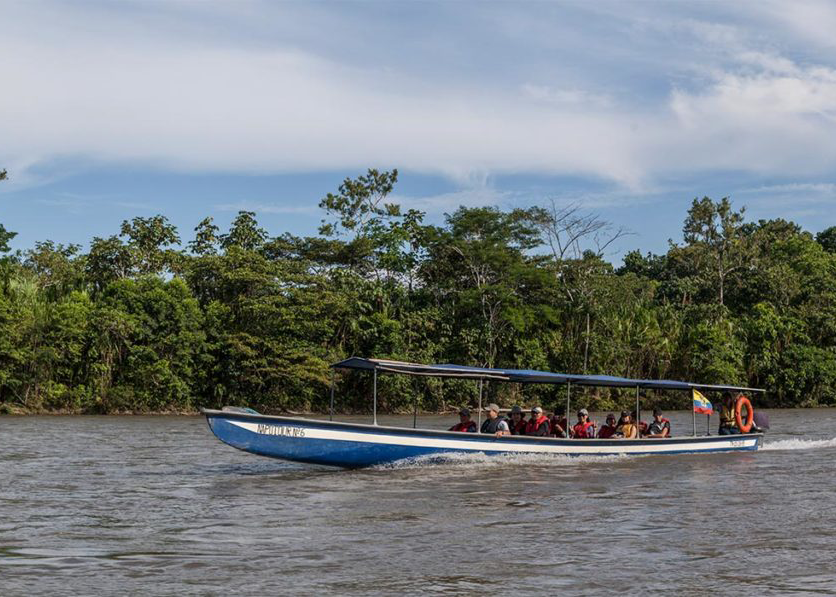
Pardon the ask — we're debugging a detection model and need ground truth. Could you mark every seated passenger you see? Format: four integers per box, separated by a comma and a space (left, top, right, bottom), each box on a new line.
550, 408, 568, 438
633, 410, 648, 437
572, 408, 596, 438
508, 405, 527, 435
481, 403, 510, 437
718, 392, 740, 435
614, 410, 638, 439
597, 414, 617, 438
525, 406, 551, 436
448, 408, 477, 433
646, 408, 671, 438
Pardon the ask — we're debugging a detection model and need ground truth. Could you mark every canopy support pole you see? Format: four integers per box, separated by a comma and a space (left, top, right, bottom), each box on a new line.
329, 369, 335, 422
373, 367, 378, 426
706, 413, 710, 436
565, 382, 571, 438
477, 378, 484, 433
635, 386, 640, 438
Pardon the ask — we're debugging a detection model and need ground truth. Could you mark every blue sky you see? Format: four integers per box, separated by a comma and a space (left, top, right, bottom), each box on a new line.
2, 0, 836, 260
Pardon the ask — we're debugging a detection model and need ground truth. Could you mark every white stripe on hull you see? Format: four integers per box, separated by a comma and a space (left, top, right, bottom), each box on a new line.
228, 420, 758, 455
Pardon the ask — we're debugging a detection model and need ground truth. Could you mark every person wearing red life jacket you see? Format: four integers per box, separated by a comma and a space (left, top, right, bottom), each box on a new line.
571, 408, 596, 438
646, 408, 671, 438
448, 408, 477, 433
525, 406, 551, 436
597, 413, 617, 438
550, 408, 568, 437
508, 405, 527, 435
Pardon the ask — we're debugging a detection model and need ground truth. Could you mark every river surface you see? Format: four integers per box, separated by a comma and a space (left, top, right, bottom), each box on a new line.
2, 409, 836, 596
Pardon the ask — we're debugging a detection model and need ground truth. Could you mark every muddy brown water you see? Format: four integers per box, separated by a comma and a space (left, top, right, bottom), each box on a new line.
2, 410, 836, 596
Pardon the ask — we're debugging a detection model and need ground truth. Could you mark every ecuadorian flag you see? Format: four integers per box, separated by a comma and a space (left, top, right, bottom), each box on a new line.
692, 389, 713, 415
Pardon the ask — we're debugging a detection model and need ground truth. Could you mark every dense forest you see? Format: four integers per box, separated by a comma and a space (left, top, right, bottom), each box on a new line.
1, 168, 835, 414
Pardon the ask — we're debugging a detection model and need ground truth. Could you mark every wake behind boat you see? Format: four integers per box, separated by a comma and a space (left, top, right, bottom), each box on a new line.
202, 358, 765, 468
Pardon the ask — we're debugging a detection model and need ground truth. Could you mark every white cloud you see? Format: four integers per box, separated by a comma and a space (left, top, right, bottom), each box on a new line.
3, 1, 836, 199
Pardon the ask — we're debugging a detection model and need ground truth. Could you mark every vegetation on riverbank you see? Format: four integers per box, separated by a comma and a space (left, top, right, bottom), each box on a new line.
1, 169, 835, 414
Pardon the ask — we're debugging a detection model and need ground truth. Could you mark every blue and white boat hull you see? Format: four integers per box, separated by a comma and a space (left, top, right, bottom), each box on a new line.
202, 409, 762, 469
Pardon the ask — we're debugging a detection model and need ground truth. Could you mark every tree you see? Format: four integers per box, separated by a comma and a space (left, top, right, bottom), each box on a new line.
0, 223, 18, 296
0, 169, 7, 181
85, 236, 133, 293
319, 169, 400, 239
681, 197, 748, 306
188, 217, 220, 256
219, 211, 267, 252
817, 226, 836, 254
120, 215, 181, 275
532, 201, 630, 372
421, 206, 545, 368
23, 241, 84, 301
0, 224, 15, 255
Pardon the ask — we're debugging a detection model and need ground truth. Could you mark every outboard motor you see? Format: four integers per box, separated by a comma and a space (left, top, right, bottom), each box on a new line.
752, 410, 770, 432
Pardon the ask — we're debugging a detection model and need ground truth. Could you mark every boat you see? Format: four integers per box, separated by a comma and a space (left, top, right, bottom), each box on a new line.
201, 357, 765, 468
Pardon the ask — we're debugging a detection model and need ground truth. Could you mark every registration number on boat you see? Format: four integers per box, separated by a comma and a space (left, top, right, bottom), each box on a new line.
256, 424, 306, 438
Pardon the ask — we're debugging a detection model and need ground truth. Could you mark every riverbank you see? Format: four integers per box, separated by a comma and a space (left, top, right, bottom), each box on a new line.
0, 404, 466, 417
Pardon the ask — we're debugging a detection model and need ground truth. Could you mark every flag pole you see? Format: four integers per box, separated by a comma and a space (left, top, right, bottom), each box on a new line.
692, 390, 697, 437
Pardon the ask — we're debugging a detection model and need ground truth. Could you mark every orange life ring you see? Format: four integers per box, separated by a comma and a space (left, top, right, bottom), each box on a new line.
735, 395, 754, 433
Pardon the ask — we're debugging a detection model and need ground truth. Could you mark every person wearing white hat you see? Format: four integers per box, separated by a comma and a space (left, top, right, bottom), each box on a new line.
524, 406, 550, 436
480, 403, 510, 437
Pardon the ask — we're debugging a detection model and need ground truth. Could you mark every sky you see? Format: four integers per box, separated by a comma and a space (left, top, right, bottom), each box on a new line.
2, 0, 836, 261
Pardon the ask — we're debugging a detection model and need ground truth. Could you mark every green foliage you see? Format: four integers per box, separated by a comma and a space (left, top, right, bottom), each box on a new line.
1, 171, 835, 413
817, 226, 836, 254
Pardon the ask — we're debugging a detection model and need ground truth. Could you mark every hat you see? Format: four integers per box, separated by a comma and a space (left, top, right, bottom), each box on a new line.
510, 405, 523, 414
620, 410, 631, 418
459, 408, 470, 417
606, 413, 616, 420
653, 408, 662, 416
486, 403, 500, 413
578, 408, 589, 416
531, 406, 543, 414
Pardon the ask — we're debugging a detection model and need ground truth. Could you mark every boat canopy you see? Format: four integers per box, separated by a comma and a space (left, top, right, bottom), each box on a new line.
331, 357, 765, 393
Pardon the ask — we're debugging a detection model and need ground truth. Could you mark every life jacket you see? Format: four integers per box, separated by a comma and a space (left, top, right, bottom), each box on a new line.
572, 420, 596, 438
481, 416, 507, 434
449, 420, 476, 433
648, 418, 670, 436
510, 418, 527, 435
525, 415, 550, 436
616, 423, 637, 438
720, 404, 737, 427
597, 424, 617, 439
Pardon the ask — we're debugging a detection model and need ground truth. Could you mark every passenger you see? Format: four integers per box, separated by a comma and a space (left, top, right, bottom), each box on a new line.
718, 392, 740, 435
646, 408, 671, 438
525, 406, 551, 436
550, 407, 568, 437
614, 410, 638, 439
571, 408, 596, 438
448, 408, 477, 433
633, 410, 649, 437
508, 405, 527, 435
597, 414, 617, 438
481, 403, 510, 437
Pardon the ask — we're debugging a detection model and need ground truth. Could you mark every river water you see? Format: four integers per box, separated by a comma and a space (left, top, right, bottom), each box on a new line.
2, 409, 836, 596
